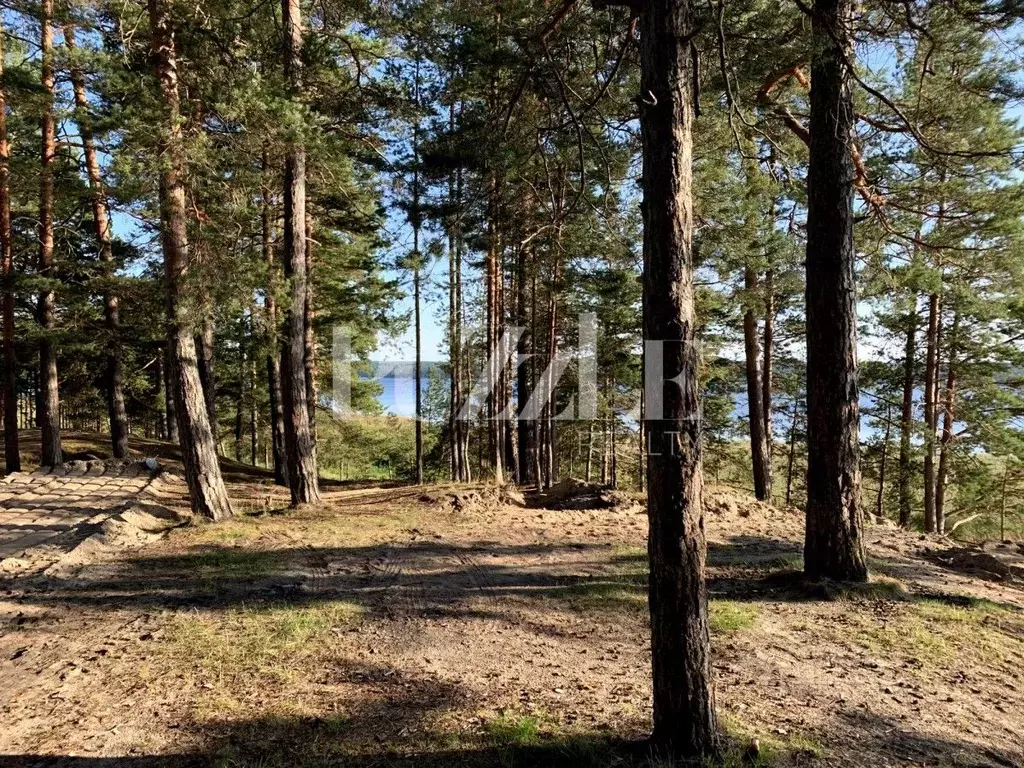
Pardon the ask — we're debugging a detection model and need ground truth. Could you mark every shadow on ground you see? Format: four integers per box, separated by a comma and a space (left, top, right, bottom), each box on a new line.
8, 533, 1023, 628
1, 710, 1021, 767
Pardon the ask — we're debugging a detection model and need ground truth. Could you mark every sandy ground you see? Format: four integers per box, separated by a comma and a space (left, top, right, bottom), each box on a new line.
0, 469, 1022, 767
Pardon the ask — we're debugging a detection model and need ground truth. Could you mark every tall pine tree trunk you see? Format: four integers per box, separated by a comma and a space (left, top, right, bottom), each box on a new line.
447, 128, 460, 482
249, 349, 258, 466
803, 0, 867, 583
304, 213, 318, 441
897, 301, 917, 527
763, 268, 774, 457
609, 382, 618, 490
543, 269, 558, 490
65, 25, 128, 459
585, 420, 595, 483
262, 173, 288, 486
148, 0, 231, 520
411, 73, 423, 485
922, 292, 940, 533
935, 313, 959, 535
500, 247, 516, 481
516, 244, 535, 486
786, 399, 800, 507
876, 403, 891, 519
196, 309, 218, 438
0, 24, 19, 474
280, 0, 320, 505
454, 159, 470, 482
164, 343, 179, 443
155, 352, 167, 439
637, 0, 718, 757
743, 266, 771, 501
37, 0, 62, 467
486, 185, 504, 484
234, 315, 246, 463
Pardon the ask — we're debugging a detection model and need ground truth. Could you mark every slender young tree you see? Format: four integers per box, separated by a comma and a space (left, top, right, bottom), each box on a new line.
164, 343, 179, 443
922, 289, 940, 532
743, 264, 772, 501
897, 299, 916, 527
0, 22, 18, 474
65, 23, 128, 459
803, 0, 867, 582
280, 0, 320, 505
148, 0, 232, 520
37, 0, 62, 467
934, 312, 959, 533
410, 58, 424, 485
196, 308, 218, 435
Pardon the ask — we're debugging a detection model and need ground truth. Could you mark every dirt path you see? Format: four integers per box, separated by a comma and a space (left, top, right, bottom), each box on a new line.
0, 477, 1022, 767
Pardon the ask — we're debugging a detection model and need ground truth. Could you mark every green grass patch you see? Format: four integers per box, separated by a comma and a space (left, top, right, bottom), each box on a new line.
539, 546, 648, 613
717, 712, 824, 767
164, 600, 363, 688
486, 714, 542, 747
183, 548, 283, 579
709, 601, 758, 633
913, 596, 1015, 622
846, 596, 1024, 669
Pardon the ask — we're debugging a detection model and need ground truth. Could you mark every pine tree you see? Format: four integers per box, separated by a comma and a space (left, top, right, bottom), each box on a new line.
36, 0, 62, 467
64, 21, 128, 459
148, 0, 233, 520
280, 0, 321, 506
803, 0, 867, 583
0, 21, 19, 474
635, 0, 718, 757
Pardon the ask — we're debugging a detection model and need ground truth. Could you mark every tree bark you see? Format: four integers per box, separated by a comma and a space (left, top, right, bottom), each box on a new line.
0, 23, 19, 474
743, 266, 771, 501
196, 309, 217, 439
234, 316, 246, 463
249, 348, 258, 466
447, 102, 462, 482
486, 177, 504, 484
609, 387, 617, 490
262, 177, 288, 486
304, 213, 318, 442
516, 244, 535, 486
164, 343, 179, 443
411, 68, 423, 485
280, 0, 320, 505
762, 267, 775, 452
876, 403, 891, 519
500, 246, 516, 482
897, 301, 917, 527
149, 0, 232, 519
786, 398, 799, 507
65, 24, 128, 459
585, 420, 595, 483
541, 248, 562, 490
413, 256, 423, 483
37, 0, 62, 467
922, 291, 940, 533
530, 267, 541, 488
155, 352, 167, 439
638, 0, 718, 758
455, 162, 470, 482
935, 313, 959, 535
803, 0, 867, 582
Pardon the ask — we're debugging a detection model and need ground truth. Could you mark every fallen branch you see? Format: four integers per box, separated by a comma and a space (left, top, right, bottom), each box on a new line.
945, 514, 982, 536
